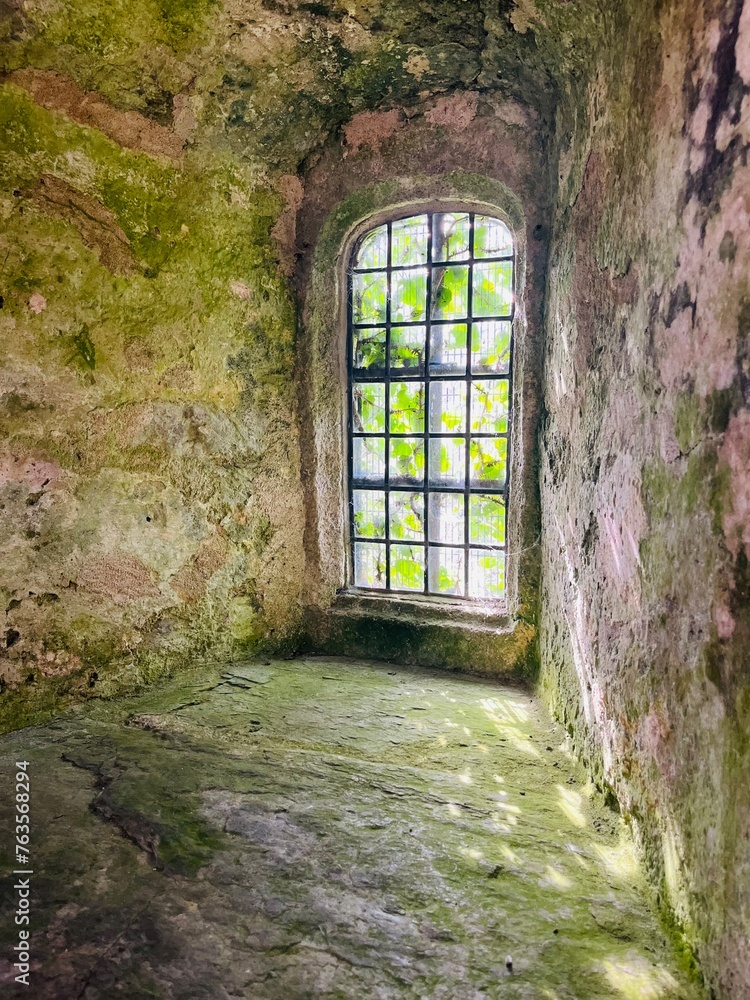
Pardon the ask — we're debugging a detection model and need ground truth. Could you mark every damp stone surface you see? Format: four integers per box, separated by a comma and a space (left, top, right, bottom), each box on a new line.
0, 656, 701, 999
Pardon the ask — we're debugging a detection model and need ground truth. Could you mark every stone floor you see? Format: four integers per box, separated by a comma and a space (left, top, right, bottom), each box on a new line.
0, 656, 701, 999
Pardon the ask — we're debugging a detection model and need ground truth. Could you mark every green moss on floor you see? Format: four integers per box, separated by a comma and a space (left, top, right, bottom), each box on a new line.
0, 656, 703, 999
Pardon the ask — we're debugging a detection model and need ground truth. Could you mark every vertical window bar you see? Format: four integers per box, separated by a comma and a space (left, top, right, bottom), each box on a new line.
384, 220, 392, 591
347, 256, 355, 587
423, 214, 433, 594
464, 213, 475, 597
503, 243, 517, 569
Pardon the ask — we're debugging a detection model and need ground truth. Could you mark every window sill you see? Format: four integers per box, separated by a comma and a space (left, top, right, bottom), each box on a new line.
331, 589, 512, 633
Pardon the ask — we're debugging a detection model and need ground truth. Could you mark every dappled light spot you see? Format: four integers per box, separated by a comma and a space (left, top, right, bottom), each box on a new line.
458, 771, 473, 785
592, 839, 639, 882
557, 784, 587, 827
491, 800, 520, 815
565, 845, 592, 870
480, 696, 529, 723
488, 817, 512, 833
446, 802, 461, 817
598, 954, 680, 999
460, 846, 484, 862
542, 865, 572, 890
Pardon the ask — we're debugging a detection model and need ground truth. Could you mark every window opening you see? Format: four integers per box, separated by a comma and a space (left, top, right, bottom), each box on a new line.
347, 211, 514, 600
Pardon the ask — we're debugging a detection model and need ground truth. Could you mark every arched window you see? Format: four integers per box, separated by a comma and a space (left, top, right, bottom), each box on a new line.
347, 211, 514, 600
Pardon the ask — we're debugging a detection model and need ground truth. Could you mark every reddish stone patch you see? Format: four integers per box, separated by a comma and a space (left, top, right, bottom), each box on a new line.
77, 553, 162, 605
171, 532, 229, 602
6, 69, 184, 161
343, 109, 404, 156
0, 455, 65, 491
425, 92, 478, 131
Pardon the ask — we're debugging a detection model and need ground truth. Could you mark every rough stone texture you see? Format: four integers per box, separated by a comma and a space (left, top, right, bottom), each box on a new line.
0, 0, 748, 993
0, 0, 573, 724
538, 2, 750, 996
0, 656, 701, 998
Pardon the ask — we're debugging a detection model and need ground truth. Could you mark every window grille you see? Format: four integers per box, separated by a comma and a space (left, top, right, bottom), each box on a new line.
347, 211, 514, 600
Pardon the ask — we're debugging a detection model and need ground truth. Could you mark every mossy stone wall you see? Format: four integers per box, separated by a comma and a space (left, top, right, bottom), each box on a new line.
538, 1, 750, 995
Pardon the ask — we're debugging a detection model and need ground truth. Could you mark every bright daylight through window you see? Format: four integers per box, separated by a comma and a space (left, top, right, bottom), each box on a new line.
347, 210, 514, 600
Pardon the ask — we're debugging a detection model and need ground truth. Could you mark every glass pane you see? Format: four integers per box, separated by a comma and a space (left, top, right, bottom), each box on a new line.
354, 437, 385, 481
473, 261, 513, 317
474, 216, 513, 258
353, 489, 386, 538
432, 212, 470, 262
428, 546, 465, 596
431, 265, 469, 320
391, 269, 427, 322
390, 381, 425, 434
472, 320, 511, 374
469, 494, 505, 546
353, 271, 387, 324
428, 492, 464, 544
469, 549, 505, 598
430, 323, 467, 372
354, 542, 386, 588
353, 327, 386, 371
429, 381, 467, 433
429, 438, 466, 486
469, 438, 507, 487
391, 543, 425, 592
353, 383, 385, 433
391, 325, 425, 372
355, 225, 388, 269
389, 438, 425, 483
392, 215, 429, 265
471, 380, 509, 434
390, 491, 425, 541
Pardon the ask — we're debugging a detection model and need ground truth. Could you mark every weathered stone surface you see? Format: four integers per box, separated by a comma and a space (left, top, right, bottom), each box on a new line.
538, 2, 750, 997
5, 69, 185, 161
0, 657, 700, 998
0, 0, 747, 993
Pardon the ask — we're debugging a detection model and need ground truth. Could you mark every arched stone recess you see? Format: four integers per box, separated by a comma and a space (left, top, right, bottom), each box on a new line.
296, 161, 548, 676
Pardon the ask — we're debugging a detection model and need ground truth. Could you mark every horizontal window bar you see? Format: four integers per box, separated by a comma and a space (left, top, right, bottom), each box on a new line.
351, 432, 509, 439
351, 256, 514, 275
352, 538, 505, 550
351, 481, 507, 494
352, 365, 510, 385
352, 316, 513, 330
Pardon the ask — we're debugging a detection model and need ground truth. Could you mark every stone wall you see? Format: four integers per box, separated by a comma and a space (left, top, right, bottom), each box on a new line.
0, 0, 563, 725
538, 1, 750, 994
0, 20, 310, 729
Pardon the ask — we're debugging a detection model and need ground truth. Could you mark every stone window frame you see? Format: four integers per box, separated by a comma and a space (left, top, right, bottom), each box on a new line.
299, 174, 533, 631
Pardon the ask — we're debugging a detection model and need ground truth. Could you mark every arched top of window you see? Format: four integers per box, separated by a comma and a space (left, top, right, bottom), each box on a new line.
347, 210, 514, 601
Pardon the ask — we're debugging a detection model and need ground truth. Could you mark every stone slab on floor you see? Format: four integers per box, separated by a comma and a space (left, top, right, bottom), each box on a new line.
0, 657, 701, 999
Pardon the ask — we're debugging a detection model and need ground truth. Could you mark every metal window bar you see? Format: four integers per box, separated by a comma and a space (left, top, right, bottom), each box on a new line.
347, 211, 514, 600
